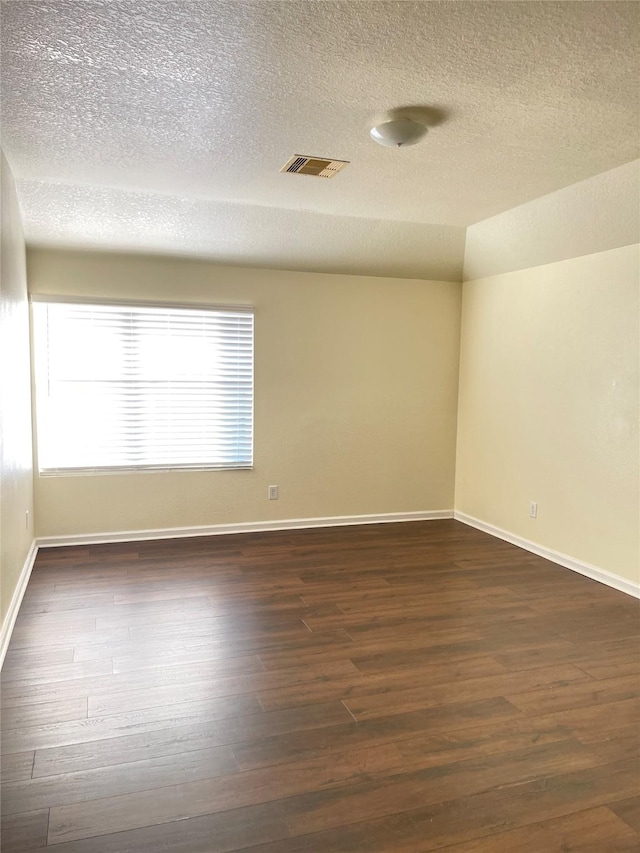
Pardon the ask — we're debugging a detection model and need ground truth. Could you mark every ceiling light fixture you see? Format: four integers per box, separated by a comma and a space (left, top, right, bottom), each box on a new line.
369, 118, 428, 148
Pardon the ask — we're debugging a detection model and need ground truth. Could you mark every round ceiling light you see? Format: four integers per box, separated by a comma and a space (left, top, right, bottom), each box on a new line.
369, 118, 428, 148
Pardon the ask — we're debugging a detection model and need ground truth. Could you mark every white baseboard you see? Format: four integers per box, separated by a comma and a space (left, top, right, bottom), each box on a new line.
0, 540, 38, 669
454, 511, 640, 599
36, 509, 454, 548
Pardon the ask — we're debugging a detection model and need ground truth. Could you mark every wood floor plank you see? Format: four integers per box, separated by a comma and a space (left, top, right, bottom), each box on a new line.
302, 599, 533, 632
528, 697, 640, 737
4, 626, 130, 653
45, 740, 406, 843
0, 752, 35, 783
1, 659, 113, 687
126, 615, 320, 645
395, 807, 640, 852
343, 663, 591, 720
0, 809, 49, 852
341, 608, 541, 642
9, 617, 98, 643
1, 696, 87, 730
577, 725, 640, 763
233, 707, 574, 773
18, 592, 116, 614
527, 587, 637, 611
257, 654, 508, 711
4, 694, 262, 756
609, 796, 640, 832
31, 701, 354, 776
222, 761, 640, 853
2, 647, 75, 670
2, 520, 638, 852
45, 735, 603, 846
506, 673, 640, 716
76, 627, 352, 666
495, 642, 610, 672
257, 635, 492, 672
86, 659, 359, 717
2, 745, 238, 815
280, 739, 604, 836
50, 578, 167, 597
17, 597, 216, 632
17, 582, 56, 599
28, 802, 290, 853
577, 656, 640, 681
1, 653, 263, 709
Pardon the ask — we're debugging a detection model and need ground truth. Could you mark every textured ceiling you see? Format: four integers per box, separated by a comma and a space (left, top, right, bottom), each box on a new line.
18, 180, 466, 281
2, 1, 638, 278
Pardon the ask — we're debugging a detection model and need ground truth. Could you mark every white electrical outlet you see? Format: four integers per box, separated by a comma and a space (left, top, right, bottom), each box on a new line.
529, 501, 538, 519
268, 485, 279, 500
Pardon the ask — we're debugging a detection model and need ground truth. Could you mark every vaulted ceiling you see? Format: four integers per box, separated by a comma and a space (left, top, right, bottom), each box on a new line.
2, 1, 638, 279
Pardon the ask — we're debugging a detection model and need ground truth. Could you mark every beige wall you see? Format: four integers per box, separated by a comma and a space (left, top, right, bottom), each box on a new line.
0, 151, 34, 624
456, 244, 639, 584
28, 249, 462, 538
457, 162, 640, 585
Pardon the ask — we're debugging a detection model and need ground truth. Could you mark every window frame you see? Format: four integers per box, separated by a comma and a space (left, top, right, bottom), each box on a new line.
31, 295, 255, 476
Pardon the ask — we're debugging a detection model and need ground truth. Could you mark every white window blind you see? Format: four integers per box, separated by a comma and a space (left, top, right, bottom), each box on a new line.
33, 300, 254, 474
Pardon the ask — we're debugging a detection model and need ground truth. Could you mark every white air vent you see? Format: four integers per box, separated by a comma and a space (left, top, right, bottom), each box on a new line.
280, 155, 349, 178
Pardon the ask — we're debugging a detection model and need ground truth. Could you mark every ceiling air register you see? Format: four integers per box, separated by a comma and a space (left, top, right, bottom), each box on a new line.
280, 155, 349, 178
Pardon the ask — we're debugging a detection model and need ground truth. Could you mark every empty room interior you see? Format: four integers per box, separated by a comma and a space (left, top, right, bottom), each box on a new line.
1, 1, 639, 851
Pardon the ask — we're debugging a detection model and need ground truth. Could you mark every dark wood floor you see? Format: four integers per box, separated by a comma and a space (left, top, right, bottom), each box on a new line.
1, 520, 639, 852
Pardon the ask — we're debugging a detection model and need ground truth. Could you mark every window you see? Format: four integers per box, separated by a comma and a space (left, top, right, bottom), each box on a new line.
32, 298, 253, 474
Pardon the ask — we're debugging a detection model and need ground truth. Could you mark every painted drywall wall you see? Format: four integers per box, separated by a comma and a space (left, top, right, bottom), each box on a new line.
0, 151, 34, 623
464, 160, 639, 280
455, 244, 639, 584
28, 249, 462, 537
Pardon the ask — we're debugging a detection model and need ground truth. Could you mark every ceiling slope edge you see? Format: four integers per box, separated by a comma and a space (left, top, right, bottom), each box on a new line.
18, 180, 466, 282
464, 160, 640, 281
